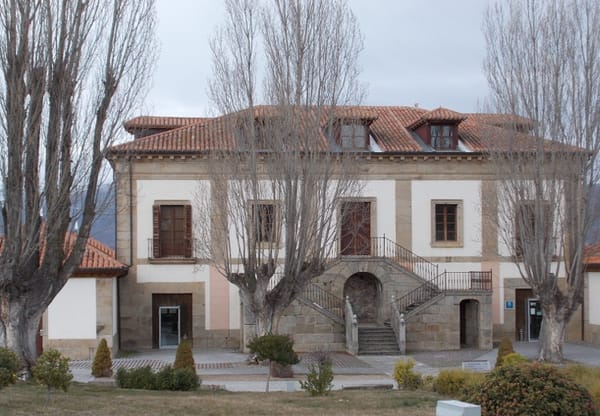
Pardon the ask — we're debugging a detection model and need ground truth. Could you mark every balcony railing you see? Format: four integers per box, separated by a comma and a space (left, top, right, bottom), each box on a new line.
147, 238, 197, 260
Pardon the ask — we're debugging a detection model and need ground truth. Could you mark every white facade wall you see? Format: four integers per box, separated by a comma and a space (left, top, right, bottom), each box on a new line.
136, 179, 210, 259
411, 180, 482, 257
589, 272, 600, 325
48, 278, 96, 339
361, 180, 395, 237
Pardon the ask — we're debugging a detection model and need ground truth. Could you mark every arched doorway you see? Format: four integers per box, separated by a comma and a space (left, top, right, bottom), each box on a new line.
343, 273, 381, 323
460, 299, 479, 347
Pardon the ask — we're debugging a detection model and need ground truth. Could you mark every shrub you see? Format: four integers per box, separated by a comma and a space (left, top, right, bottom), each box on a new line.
475, 362, 597, 416
495, 336, 514, 368
116, 365, 199, 391
173, 339, 195, 371
433, 369, 485, 401
91, 339, 113, 377
501, 352, 527, 367
0, 347, 20, 390
393, 359, 422, 390
564, 365, 600, 406
299, 356, 334, 396
32, 349, 73, 401
247, 334, 299, 367
116, 366, 156, 390
172, 368, 200, 391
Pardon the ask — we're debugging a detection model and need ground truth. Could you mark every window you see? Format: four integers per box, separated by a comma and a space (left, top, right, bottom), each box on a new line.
338, 121, 368, 149
251, 202, 278, 243
430, 125, 454, 150
435, 204, 457, 241
152, 204, 192, 258
431, 200, 463, 247
514, 202, 552, 257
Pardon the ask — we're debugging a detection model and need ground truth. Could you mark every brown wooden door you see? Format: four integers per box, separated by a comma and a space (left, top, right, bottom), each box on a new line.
340, 201, 371, 255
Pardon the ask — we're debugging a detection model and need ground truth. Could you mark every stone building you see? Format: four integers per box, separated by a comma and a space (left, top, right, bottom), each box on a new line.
105, 105, 584, 354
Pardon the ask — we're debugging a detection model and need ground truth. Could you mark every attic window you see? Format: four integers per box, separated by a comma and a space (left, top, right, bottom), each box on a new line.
430, 125, 455, 150
338, 121, 368, 149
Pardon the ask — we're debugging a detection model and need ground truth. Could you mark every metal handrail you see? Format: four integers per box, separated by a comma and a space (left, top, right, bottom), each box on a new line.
369, 236, 439, 283
394, 270, 493, 315
300, 282, 344, 321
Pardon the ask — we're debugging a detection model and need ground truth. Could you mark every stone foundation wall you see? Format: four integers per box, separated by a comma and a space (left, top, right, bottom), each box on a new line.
406, 293, 492, 351
278, 301, 345, 353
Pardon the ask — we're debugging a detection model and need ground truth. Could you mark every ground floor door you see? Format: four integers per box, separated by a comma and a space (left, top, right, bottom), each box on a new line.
152, 294, 192, 349
527, 299, 543, 341
460, 299, 479, 347
159, 306, 180, 348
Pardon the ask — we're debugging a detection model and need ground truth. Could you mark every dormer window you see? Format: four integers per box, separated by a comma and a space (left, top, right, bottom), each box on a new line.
338, 121, 368, 150
430, 125, 455, 150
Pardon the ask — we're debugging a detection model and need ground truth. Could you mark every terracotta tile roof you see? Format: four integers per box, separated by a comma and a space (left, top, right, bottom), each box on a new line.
108, 105, 559, 156
407, 107, 467, 130
585, 244, 600, 266
0, 234, 128, 277
124, 116, 209, 133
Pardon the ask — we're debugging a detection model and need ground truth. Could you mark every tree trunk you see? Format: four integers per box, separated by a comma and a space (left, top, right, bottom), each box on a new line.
0, 292, 43, 374
537, 306, 567, 363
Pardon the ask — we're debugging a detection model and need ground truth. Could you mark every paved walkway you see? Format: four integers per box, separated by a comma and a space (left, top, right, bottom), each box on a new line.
70, 342, 600, 392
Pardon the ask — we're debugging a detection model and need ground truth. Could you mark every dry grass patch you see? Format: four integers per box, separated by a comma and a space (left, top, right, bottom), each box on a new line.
0, 382, 438, 416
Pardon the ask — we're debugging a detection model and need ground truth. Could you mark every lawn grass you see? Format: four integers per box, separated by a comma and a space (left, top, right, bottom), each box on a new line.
0, 382, 439, 416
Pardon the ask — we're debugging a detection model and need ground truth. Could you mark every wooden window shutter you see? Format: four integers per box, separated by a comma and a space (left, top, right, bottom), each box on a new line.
184, 204, 192, 258
152, 205, 161, 258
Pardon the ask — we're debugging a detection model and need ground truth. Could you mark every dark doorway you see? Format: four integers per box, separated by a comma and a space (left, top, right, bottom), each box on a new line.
343, 273, 380, 323
152, 294, 192, 349
460, 299, 479, 347
515, 288, 534, 341
527, 299, 543, 341
36, 318, 43, 356
340, 201, 371, 255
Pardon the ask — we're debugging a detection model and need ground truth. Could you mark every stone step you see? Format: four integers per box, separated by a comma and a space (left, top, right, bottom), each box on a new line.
357, 325, 400, 355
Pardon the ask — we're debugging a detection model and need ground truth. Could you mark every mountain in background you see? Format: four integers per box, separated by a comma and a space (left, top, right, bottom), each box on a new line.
0, 184, 116, 250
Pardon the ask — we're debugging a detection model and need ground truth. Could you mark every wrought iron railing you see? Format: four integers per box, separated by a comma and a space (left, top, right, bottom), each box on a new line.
147, 238, 197, 259
369, 236, 439, 283
394, 270, 492, 315
301, 283, 344, 321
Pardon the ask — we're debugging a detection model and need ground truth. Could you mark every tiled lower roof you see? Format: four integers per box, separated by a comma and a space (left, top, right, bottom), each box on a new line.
0, 234, 128, 277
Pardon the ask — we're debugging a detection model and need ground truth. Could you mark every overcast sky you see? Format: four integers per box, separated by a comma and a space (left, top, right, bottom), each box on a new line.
143, 0, 492, 117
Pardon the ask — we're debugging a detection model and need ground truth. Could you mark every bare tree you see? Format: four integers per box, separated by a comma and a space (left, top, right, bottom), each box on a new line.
200, 0, 365, 342
483, 0, 600, 362
0, 0, 156, 371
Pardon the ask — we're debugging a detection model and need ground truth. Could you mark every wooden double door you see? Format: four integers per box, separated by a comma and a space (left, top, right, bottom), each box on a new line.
340, 201, 371, 256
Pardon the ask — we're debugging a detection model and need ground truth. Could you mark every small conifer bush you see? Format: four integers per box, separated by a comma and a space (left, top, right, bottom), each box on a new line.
91, 338, 113, 377
33, 349, 73, 401
393, 359, 422, 390
0, 347, 20, 390
500, 352, 527, 367
495, 336, 514, 368
173, 339, 195, 371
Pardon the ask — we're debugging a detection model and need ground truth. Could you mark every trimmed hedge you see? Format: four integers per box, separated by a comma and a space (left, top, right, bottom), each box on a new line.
116, 365, 199, 391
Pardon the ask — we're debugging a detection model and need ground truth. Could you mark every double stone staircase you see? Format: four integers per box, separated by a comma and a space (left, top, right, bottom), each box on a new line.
296, 236, 492, 355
